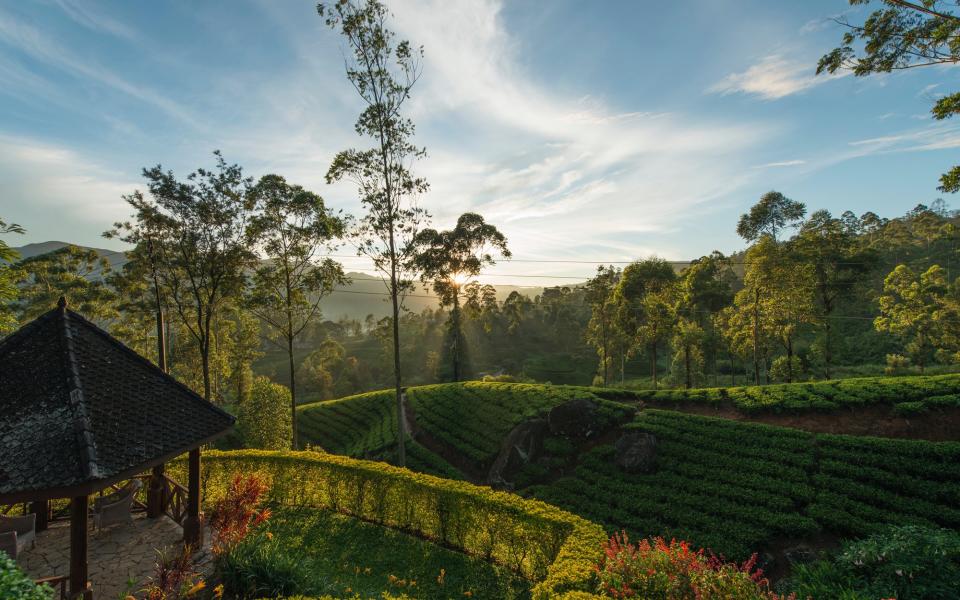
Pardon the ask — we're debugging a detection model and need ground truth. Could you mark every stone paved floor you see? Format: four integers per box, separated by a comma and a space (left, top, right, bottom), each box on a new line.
18, 513, 208, 599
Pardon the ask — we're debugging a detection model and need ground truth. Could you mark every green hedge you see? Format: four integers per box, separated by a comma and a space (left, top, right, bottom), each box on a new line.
633, 373, 960, 413
170, 450, 606, 599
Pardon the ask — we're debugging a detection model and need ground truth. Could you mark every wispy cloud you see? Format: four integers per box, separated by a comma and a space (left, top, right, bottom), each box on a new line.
0, 8, 199, 127
709, 54, 837, 100
51, 0, 138, 41
752, 159, 806, 169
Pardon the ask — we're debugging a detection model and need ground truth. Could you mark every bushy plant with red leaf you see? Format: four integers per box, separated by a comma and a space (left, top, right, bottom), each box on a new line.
209, 473, 271, 556
595, 532, 794, 600
133, 545, 206, 600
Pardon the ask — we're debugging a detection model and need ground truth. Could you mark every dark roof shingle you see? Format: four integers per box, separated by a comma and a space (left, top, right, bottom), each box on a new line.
0, 302, 234, 500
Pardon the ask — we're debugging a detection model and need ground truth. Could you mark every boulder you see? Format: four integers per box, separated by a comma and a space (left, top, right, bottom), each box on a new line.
547, 398, 598, 438
614, 431, 657, 474
487, 418, 548, 488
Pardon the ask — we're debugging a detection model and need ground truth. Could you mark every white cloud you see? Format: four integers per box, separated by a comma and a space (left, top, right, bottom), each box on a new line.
51, 0, 138, 41
709, 54, 836, 100
752, 159, 806, 169
0, 134, 136, 226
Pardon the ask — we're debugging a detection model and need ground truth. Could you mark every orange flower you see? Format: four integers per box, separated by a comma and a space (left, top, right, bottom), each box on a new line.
213, 584, 224, 599
184, 580, 206, 596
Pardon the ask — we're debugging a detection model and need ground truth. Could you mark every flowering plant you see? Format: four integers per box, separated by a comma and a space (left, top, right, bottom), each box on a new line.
595, 532, 792, 599
209, 473, 271, 556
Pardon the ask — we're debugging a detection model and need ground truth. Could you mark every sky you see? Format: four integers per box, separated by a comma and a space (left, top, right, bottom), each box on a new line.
1, 0, 959, 286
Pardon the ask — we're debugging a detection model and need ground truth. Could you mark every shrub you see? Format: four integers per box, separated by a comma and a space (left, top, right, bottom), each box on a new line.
768, 356, 805, 383
0, 552, 52, 600
240, 376, 293, 450
885, 353, 911, 375
893, 400, 927, 416
786, 525, 960, 600
594, 533, 787, 599
209, 473, 271, 556
137, 545, 205, 600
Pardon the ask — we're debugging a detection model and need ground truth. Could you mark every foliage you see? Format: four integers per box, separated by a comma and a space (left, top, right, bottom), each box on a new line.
296, 389, 398, 455
595, 533, 784, 600
0, 218, 24, 333
319, 0, 430, 466
138, 545, 206, 600
15, 244, 117, 323
240, 377, 293, 450
736, 191, 806, 242
817, 0, 960, 192
768, 356, 804, 383
634, 372, 960, 414
220, 507, 529, 599
411, 212, 510, 381
531, 408, 960, 563
169, 449, 608, 596
246, 173, 347, 447
209, 473, 272, 556
875, 264, 950, 371
109, 151, 256, 400
786, 525, 960, 600
0, 551, 52, 600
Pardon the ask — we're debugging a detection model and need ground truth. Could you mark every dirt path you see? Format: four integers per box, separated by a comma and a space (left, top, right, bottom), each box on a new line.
402, 399, 490, 484
639, 402, 960, 441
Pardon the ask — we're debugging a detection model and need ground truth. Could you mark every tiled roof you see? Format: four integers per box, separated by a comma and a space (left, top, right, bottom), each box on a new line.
0, 299, 234, 500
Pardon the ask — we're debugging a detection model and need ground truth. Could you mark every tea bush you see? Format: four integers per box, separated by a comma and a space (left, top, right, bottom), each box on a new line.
633, 373, 960, 413
785, 525, 960, 599
0, 552, 51, 600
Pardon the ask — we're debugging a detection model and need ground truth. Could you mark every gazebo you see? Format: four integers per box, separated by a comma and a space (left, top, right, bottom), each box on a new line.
0, 298, 235, 599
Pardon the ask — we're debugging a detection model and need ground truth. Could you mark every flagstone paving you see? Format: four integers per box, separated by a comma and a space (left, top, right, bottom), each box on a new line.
18, 513, 210, 599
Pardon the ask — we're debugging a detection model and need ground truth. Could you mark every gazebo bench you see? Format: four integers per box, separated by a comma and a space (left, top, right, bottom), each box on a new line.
0, 513, 36, 559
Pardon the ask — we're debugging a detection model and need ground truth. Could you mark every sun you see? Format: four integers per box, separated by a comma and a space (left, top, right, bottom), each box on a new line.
450, 272, 472, 286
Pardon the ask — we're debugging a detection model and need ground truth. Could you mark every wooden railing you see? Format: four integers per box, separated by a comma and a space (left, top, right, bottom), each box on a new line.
34, 575, 68, 600
159, 473, 189, 526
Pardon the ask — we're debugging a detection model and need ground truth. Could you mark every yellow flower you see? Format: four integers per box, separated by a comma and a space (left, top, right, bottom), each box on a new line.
364, 567, 372, 574
388, 574, 398, 583
213, 584, 224, 599
437, 568, 446, 585
265, 531, 274, 540
345, 587, 352, 594
410, 580, 417, 587
185, 580, 206, 596
464, 591, 473, 597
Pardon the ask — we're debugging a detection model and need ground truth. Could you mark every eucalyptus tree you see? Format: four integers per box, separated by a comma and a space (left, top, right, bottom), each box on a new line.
319, 0, 429, 465
246, 174, 347, 449
613, 258, 677, 388
875, 263, 949, 372
15, 245, 118, 324
737, 191, 806, 242
585, 265, 621, 386
0, 218, 24, 334
817, 0, 960, 192
110, 151, 255, 401
411, 213, 510, 381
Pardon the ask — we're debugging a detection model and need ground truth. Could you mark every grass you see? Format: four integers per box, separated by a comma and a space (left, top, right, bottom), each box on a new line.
219, 506, 532, 599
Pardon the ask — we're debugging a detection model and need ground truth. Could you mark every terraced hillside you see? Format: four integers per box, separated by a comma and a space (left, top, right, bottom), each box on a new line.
528, 409, 960, 560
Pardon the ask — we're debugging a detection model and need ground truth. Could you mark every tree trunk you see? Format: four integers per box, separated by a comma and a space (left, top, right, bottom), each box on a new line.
651, 343, 658, 389
684, 344, 692, 389
786, 335, 794, 383
601, 313, 609, 387
201, 344, 211, 401
752, 288, 761, 386
390, 259, 406, 467
451, 294, 461, 382
288, 334, 297, 450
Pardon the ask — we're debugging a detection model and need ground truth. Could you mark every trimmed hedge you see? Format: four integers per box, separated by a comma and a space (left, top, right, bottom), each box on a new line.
170, 450, 606, 599
632, 373, 960, 413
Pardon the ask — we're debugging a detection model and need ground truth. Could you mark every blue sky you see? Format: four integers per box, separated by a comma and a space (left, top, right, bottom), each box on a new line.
1, 0, 958, 284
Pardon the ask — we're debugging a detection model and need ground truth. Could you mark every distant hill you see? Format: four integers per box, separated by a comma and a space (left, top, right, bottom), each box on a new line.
10, 241, 547, 321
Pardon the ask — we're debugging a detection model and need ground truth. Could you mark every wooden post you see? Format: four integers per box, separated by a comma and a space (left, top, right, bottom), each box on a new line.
29, 500, 48, 532
69, 495, 92, 600
182, 448, 202, 547
147, 464, 165, 519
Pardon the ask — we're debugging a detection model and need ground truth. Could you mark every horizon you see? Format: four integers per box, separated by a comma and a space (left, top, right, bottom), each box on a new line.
2, 0, 958, 286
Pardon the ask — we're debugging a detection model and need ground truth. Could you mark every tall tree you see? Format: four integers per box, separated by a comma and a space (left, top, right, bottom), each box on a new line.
875, 263, 949, 372
614, 258, 677, 387
585, 265, 621, 386
246, 174, 347, 449
411, 213, 510, 381
737, 191, 806, 242
15, 245, 117, 323
0, 219, 24, 334
320, 0, 429, 466
111, 151, 255, 401
793, 210, 876, 376
817, 0, 960, 192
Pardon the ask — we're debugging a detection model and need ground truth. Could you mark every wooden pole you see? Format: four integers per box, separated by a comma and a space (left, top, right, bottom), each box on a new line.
147, 464, 165, 519
182, 448, 202, 547
29, 500, 48, 532
69, 495, 92, 600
